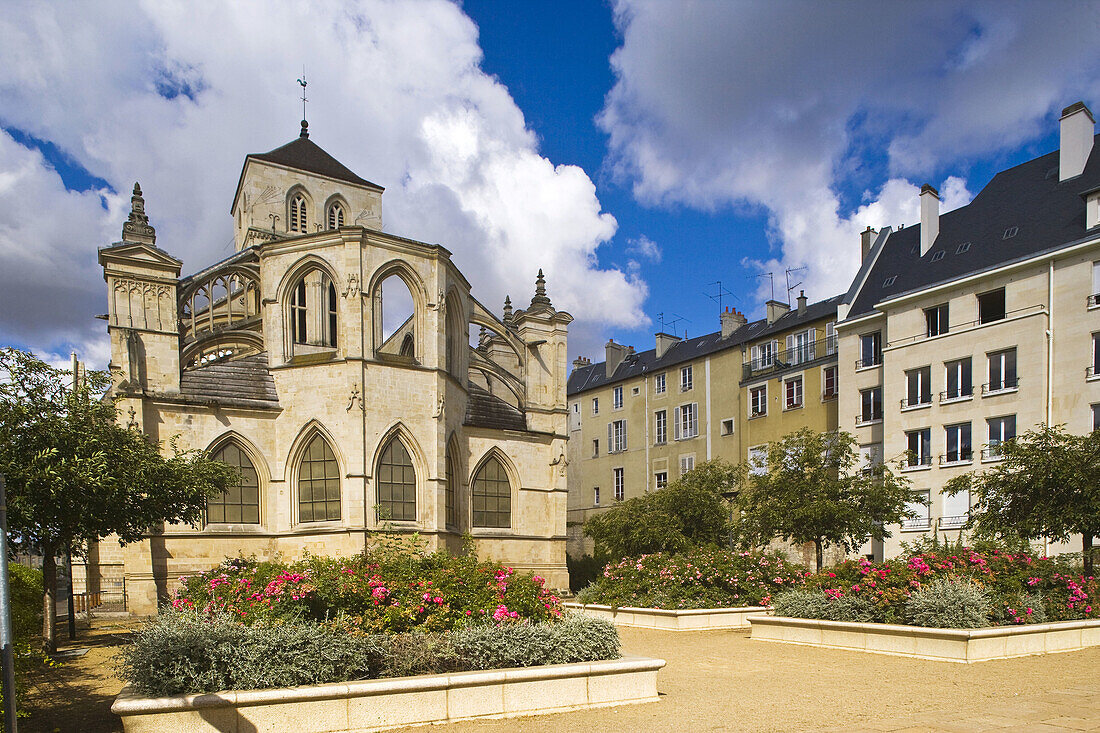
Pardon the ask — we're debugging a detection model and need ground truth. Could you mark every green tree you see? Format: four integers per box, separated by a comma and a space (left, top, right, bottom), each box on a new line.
0, 348, 238, 652
943, 424, 1100, 575
734, 428, 919, 570
582, 460, 736, 559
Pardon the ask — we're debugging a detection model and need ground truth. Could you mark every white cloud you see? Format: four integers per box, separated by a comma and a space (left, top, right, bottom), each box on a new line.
626, 235, 661, 262
599, 0, 1100, 305
0, 0, 645, 366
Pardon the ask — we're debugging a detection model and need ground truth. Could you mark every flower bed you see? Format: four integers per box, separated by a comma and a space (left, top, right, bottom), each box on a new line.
576, 549, 805, 610
564, 602, 768, 630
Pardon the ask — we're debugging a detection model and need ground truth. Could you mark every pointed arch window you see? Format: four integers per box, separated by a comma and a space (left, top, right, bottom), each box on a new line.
445, 449, 457, 528
289, 194, 308, 233
327, 202, 345, 230
298, 435, 341, 522
208, 442, 260, 524
289, 269, 337, 348
378, 437, 417, 521
472, 455, 511, 528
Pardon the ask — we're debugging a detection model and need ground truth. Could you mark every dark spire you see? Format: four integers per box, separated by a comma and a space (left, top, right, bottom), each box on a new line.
300, 119, 309, 138
529, 269, 552, 311
502, 295, 514, 328
121, 182, 156, 245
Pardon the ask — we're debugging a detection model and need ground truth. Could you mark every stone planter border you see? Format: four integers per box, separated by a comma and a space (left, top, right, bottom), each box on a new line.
565, 602, 767, 630
748, 615, 1100, 662
111, 655, 665, 733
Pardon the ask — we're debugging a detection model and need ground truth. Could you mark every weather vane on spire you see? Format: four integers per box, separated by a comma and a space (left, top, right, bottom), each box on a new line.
297, 69, 308, 122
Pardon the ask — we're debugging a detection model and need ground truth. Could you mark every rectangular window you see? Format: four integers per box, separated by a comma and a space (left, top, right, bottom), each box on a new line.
1092, 333, 1100, 377
859, 443, 883, 475
1092, 262, 1100, 306
825, 321, 837, 354
655, 471, 668, 490
859, 331, 882, 368
925, 304, 949, 337
720, 418, 735, 435
748, 446, 767, 476
786, 330, 815, 365
859, 387, 882, 423
987, 348, 1018, 392
752, 340, 778, 369
942, 489, 970, 527
903, 490, 931, 530
822, 365, 838, 399
613, 468, 624, 502
785, 376, 803, 409
592, 439, 599, 458
654, 373, 666, 394
750, 385, 767, 417
906, 428, 932, 467
654, 410, 667, 445
593, 487, 600, 506
680, 365, 693, 391
944, 358, 973, 400
679, 455, 695, 475
612, 385, 623, 409
1094, 404, 1100, 431
674, 403, 699, 439
986, 415, 1015, 459
978, 288, 1006, 324
944, 422, 972, 463
592, 397, 599, 415
904, 366, 932, 407
608, 420, 627, 453
632, 386, 640, 396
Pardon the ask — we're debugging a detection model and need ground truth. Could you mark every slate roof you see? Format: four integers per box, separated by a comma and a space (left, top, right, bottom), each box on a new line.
846, 133, 1100, 320
567, 295, 843, 396
248, 135, 383, 190
180, 353, 279, 406
464, 384, 527, 431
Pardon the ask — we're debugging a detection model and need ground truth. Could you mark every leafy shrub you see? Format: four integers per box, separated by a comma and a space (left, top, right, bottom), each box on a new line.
566, 553, 603, 594
119, 610, 620, 696
991, 591, 1047, 626
172, 546, 562, 633
904, 578, 989, 628
577, 548, 805, 609
10, 563, 43, 640
771, 589, 878, 623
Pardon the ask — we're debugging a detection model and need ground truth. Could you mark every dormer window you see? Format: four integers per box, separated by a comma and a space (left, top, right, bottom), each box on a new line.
290, 194, 308, 233
289, 268, 337, 349
327, 202, 345, 230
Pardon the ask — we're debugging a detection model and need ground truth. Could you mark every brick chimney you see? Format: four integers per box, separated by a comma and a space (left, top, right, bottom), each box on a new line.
605, 340, 629, 377
796, 290, 808, 316
572, 355, 591, 371
920, 184, 940, 256
766, 300, 790, 325
655, 332, 681, 359
860, 226, 877, 262
1060, 101, 1095, 181
720, 307, 747, 339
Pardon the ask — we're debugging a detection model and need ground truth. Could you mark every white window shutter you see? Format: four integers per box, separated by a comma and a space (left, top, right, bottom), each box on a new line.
691, 403, 698, 437
751, 345, 760, 369
674, 406, 681, 440
623, 421, 628, 451
607, 422, 613, 452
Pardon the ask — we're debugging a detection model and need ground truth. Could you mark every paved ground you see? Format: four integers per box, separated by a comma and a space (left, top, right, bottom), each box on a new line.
19, 623, 1100, 732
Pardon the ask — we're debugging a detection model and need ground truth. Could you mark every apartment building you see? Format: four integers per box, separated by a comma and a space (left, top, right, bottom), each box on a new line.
565, 294, 840, 556
837, 101, 1100, 558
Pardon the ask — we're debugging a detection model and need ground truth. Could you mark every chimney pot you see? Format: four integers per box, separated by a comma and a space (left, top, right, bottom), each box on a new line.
920, 184, 940, 256
720, 307, 747, 339
655, 332, 681, 358
765, 299, 790, 325
860, 226, 877, 262
1060, 101, 1095, 181
605, 340, 629, 377
797, 290, 808, 316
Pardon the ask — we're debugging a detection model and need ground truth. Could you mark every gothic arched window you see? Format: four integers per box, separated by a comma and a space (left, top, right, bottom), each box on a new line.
289, 269, 337, 348
298, 434, 340, 522
377, 437, 416, 521
472, 455, 510, 528
445, 449, 457, 529
289, 193, 308, 233
208, 442, 260, 524
327, 202, 345, 230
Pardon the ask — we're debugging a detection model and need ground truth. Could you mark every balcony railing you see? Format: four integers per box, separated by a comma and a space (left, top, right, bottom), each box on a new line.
939, 514, 969, 530
939, 452, 973, 466
981, 378, 1019, 395
901, 517, 932, 531
980, 446, 1006, 461
855, 412, 883, 426
904, 456, 933, 469
938, 389, 974, 403
855, 356, 883, 370
900, 396, 932, 409
1088, 365, 1100, 379
822, 388, 838, 401
743, 336, 837, 379
1088, 293, 1100, 308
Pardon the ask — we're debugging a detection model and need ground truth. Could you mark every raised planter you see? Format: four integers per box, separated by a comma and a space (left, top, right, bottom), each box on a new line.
748, 615, 1100, 662
565, 602, 768, 630
111, 655, 666, 733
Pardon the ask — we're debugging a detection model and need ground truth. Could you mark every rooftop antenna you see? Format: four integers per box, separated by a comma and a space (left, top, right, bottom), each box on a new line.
297, 69, 308, 124
704, 281, 737, 313
657, 312, 691, 338
784, 266, 807, 306
753, 272, 775, 301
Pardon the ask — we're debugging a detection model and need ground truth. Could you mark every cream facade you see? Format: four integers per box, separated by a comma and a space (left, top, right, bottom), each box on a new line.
94, 124, 573, 614
838, 102, 1100, 558
565, 296, 841, 559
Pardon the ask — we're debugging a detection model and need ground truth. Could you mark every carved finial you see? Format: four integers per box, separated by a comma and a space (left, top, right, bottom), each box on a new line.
122, 181, 156, 245
529, 268, 552, 310
502, 295, 514, 327
478, 325, 490, 349
300, 119, 309, 139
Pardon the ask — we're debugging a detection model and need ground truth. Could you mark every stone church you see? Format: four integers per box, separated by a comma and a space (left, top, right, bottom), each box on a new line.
94, 121, 572, 615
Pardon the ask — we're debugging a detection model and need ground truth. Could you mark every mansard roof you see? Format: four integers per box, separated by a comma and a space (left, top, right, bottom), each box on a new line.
845, 133, 1100, 321
567, 294, 842, 396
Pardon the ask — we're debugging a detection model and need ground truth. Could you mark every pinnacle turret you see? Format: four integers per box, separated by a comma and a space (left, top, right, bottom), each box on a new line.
121, 182, 156, 245
529, 269, 552, 311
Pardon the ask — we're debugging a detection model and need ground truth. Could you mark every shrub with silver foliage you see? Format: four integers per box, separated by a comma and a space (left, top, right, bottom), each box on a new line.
452, 614, 620, 669
771, 589, 878, 623
905, 578, 990, 629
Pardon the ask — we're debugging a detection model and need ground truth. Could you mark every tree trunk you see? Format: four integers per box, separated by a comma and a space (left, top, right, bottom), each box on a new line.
815, 540, 824, 572
42, 550, 57, 654
1084, 534, 1094, 578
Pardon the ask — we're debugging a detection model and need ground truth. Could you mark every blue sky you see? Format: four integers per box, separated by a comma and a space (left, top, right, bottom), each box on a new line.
1, 1, 1098, 368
